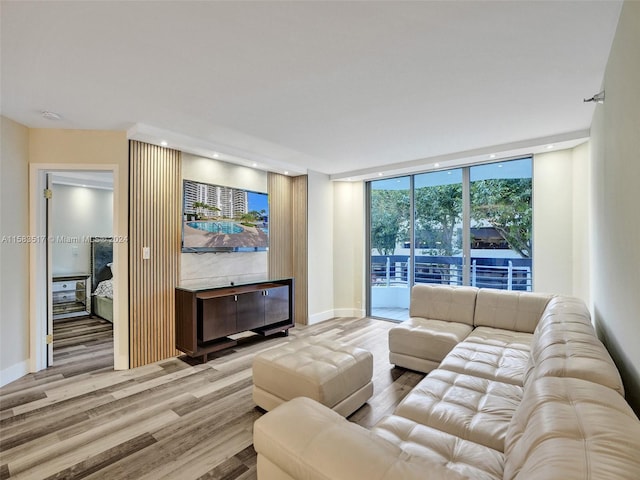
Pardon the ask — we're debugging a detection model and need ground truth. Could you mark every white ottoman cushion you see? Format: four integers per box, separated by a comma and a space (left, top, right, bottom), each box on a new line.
252, 338, 373, 416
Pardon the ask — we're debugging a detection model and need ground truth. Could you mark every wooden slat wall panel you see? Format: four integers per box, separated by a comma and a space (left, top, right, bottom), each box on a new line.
267, 173, 293, 279
292, 175, 308, 324
129, 141, 181, 368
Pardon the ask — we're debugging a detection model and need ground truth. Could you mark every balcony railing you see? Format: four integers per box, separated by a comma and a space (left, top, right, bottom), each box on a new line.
371, 255, 532, 291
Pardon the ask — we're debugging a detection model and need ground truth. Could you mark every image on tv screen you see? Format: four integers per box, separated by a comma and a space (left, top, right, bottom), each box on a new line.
182, 180, 269, 252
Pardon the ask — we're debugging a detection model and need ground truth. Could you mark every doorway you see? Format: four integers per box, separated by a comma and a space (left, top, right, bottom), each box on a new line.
49, 172, 115, 370
29, 164, 122, 373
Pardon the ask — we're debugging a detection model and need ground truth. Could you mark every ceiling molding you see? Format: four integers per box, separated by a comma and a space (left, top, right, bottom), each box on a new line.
331, 130, 590, 182
127, 124, 308, 177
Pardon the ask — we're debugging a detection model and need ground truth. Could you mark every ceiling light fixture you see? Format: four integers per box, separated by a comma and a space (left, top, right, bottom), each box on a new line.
41, 111, 62, 120
213, 153, 219, 158
378, 173, 383, 177
546, 144, 554, 149
489, 154, 496, 159
252, 163, 258, 167
284, 171, 289, 175
160, 141, 168, 147
434, 163, 440, 168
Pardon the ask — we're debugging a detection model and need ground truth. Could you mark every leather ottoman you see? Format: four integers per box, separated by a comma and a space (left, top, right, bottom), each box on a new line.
252, 337, 373, 417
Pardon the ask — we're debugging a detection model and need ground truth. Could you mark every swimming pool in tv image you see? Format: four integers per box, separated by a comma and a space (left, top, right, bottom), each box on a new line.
182, 180, 269, 252
187, 221, 244, 235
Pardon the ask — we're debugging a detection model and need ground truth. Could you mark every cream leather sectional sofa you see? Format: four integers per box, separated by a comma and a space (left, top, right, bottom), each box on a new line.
254, 285, 640, 479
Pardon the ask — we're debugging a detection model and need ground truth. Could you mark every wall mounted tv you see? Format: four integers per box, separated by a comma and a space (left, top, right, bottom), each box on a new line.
181, 179, 269, 253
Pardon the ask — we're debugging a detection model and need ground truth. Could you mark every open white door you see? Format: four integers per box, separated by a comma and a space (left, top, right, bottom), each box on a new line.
46, 173, 54, 366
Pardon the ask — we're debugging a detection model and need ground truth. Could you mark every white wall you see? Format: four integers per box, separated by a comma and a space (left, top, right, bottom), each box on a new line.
307, 170, 334, 323
571, 142, 591, 306
0, 116, 30, 386
51, 184, 113, 275
333, 181, 365, 318
589, 0, 640, 415
180, 153, 268, 287
533, 149, 579, 296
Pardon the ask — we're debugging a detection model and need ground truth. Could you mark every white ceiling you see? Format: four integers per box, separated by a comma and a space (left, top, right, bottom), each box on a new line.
0, 1, 622, 180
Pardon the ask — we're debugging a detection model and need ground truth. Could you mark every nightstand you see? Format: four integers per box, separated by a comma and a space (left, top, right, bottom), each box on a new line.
52, 274, 91, 319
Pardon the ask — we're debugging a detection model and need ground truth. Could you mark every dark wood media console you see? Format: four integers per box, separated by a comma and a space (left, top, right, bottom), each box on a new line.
175, 278, 294, 362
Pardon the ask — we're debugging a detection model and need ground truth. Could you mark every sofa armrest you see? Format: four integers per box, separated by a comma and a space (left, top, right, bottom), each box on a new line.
253, 397, 467, 480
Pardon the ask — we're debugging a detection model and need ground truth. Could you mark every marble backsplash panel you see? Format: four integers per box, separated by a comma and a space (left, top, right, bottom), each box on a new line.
179, 251, 268, 288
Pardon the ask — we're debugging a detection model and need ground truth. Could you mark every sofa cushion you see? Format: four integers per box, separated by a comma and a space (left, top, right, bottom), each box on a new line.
389, 318, 473, 368
373, 415, 504, 480
524, 326, 624, 395
439, 339, 530, 385
409, 284, 478, 326
464, 326, 533, 351
535, 295, 592, 332
474, 289, 552, 333
504, 377, 640, 480
254, 397, 469, 480
393, 369, 523, 452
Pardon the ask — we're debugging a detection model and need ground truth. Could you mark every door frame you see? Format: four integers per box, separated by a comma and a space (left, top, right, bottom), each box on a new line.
29, 163, 124, 372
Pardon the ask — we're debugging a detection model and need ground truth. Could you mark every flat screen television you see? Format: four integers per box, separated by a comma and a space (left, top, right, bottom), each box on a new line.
181, 179, 269, 253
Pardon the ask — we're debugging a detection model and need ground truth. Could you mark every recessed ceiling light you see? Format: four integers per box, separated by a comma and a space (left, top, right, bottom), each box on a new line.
378, 173, 383, 177
434, 163, 440, 168
252, 163, 258, 167
160, 141, 168, 147
213, 153, 219, 158
489, 154, 496, 159
546, 144, 554, 149
41, 111, 62, 120
284, 171, 289, 175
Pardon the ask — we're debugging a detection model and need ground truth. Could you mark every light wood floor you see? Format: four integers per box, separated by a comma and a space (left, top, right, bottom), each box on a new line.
0, 317, 423, 480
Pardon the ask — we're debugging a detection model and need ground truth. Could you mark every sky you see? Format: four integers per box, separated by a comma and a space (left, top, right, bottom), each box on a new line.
248, 191, 269, 213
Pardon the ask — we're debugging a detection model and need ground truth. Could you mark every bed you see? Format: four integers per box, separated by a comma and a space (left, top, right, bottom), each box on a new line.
91, 237, 114, 322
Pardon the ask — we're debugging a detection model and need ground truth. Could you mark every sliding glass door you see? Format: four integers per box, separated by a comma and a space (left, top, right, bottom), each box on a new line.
469, 159, 532, 290
413, 169, 463, 287
367, 157, 533, 321
369, 177, 411, 321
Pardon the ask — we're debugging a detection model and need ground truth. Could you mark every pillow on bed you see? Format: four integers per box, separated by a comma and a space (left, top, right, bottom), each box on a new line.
93, 279, 113, 299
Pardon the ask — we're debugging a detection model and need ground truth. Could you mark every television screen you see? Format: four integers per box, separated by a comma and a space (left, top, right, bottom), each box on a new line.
181, 180, 269, 252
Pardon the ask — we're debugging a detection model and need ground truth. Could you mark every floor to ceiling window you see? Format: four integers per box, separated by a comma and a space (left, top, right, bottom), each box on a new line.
369, 176, 411, 321
368, 157, 532, 321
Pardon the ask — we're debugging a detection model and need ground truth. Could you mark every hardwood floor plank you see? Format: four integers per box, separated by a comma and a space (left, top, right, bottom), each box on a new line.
41, 433, 157, 480
0, 317, 422, 480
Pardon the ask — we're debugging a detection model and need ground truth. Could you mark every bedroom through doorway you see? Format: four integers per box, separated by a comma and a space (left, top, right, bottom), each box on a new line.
48, 171, 115, 371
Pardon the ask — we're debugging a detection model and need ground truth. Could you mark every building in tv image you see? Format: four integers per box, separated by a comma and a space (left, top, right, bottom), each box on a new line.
182, 180, 269, 252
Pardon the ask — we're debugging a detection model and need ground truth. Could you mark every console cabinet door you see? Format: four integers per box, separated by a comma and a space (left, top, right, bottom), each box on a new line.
265, 286, 290, 324
236, 291, 265, 331
200, 296, 237, 342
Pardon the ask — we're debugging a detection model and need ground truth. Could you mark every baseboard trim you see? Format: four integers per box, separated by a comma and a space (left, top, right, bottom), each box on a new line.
0, 359, 29, 387
307, 310, 335, 325
308, 308, 366, 325
333, 308, 366, 318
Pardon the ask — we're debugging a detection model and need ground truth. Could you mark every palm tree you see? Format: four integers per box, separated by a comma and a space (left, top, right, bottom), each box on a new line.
205, 204, 221, 218
192, 201, 206, 219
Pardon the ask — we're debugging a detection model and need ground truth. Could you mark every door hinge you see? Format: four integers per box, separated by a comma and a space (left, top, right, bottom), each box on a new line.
44, 189, 53, 199
46, 334, 53, 344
